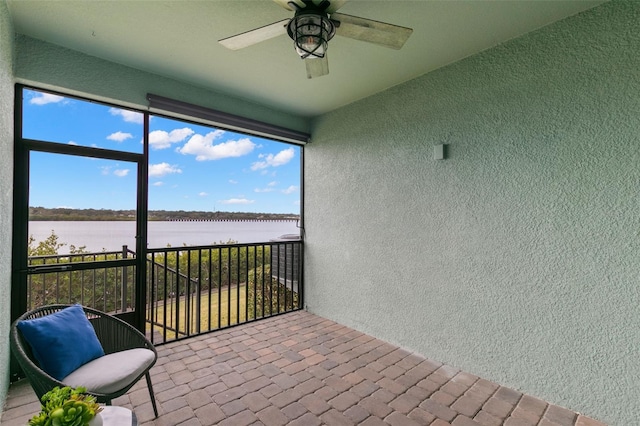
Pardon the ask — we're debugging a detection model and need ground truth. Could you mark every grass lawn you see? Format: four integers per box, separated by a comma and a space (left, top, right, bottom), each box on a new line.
147, 285, 248, 339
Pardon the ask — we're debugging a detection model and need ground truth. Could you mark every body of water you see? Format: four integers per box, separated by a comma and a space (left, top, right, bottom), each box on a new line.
29, 220, 300, 252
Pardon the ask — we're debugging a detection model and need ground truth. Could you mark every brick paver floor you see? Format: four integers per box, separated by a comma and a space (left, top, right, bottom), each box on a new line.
1, 311, 606, 426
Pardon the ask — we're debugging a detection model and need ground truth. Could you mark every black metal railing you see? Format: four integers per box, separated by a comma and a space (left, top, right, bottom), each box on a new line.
26, 246, 136, 313
25, 240, 303, 344
146, 239, 302, 344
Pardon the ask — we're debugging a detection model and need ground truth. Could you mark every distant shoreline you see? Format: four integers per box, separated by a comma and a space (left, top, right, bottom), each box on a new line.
29, 218, 300, 222
29, 207, 300, 222
29, 220, 301, 251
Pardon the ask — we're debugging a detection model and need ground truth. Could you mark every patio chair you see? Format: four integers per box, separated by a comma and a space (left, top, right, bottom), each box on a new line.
10, 304, 159, 418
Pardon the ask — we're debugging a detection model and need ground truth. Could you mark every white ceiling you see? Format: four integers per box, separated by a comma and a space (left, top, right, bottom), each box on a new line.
7, 0, 605, 118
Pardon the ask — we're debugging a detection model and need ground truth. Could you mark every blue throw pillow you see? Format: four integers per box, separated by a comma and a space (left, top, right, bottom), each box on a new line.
17, 304, 105, 381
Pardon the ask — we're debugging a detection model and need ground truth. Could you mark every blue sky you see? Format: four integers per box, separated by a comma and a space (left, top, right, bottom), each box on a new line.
23, 89, 301, 214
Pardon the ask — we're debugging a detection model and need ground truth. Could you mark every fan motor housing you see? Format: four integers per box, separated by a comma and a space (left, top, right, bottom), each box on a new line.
287, 9, 336, 58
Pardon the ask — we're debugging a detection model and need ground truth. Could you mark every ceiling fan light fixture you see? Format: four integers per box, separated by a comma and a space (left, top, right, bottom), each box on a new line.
220, 0, 413, 78
287, 10, 336, 59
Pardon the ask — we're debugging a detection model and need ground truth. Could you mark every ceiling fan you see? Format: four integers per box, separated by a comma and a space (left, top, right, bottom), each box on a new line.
219, 0, 413, 79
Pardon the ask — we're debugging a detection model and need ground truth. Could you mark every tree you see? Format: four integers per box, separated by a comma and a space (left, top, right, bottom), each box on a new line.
28, 230, 65, 257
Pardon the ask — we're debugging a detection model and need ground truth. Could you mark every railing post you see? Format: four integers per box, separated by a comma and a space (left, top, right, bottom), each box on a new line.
121, 245, 128, 312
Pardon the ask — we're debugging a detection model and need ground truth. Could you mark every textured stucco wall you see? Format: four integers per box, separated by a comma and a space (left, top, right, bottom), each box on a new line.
0, 0, 13, 412
14, 35, 310, 134
305, 2, 639, 424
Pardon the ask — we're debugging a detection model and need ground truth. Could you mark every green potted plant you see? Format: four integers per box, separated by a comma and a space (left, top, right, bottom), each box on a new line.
29, 386, 103, 426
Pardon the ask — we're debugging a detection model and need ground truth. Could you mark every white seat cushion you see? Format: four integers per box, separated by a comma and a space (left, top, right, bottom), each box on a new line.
62, 348, 155, 395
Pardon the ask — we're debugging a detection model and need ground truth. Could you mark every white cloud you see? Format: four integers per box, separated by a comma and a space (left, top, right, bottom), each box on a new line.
152, 181, 164, 186
254, 181, 279, 192
107, 131, 133, 142
68, 141, 78, 146
100, 166, 111, 175
179, 131, 255, 161
199, 192, 208, 197
114, 169, 130, 177
220, 198, 255, 205
281, 185, 298, 194
149, 128, 194, 150
30, 93, 65, 105
109, 108, 144, 124
149, 162, 182, 178
229, 179, 238, 184
251, 147, 295, 170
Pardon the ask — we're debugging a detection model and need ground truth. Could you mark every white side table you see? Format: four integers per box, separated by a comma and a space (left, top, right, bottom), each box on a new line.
96, 406, 138, 426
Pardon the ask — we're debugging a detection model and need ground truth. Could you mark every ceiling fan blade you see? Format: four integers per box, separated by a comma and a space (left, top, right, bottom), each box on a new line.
219, 19, 289, 50
332, 13, 413, 50
305, 56, 329, 79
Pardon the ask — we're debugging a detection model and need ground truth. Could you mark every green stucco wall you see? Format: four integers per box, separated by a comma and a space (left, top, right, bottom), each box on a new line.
14, 35, 310, 134
305, 2, 639, 424
0, 0, 13, 412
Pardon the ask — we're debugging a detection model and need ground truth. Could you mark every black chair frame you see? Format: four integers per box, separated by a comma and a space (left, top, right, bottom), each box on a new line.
10, 304, 159, 417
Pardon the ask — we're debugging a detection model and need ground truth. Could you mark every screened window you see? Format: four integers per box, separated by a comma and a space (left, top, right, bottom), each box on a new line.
22, 88, 143, 153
